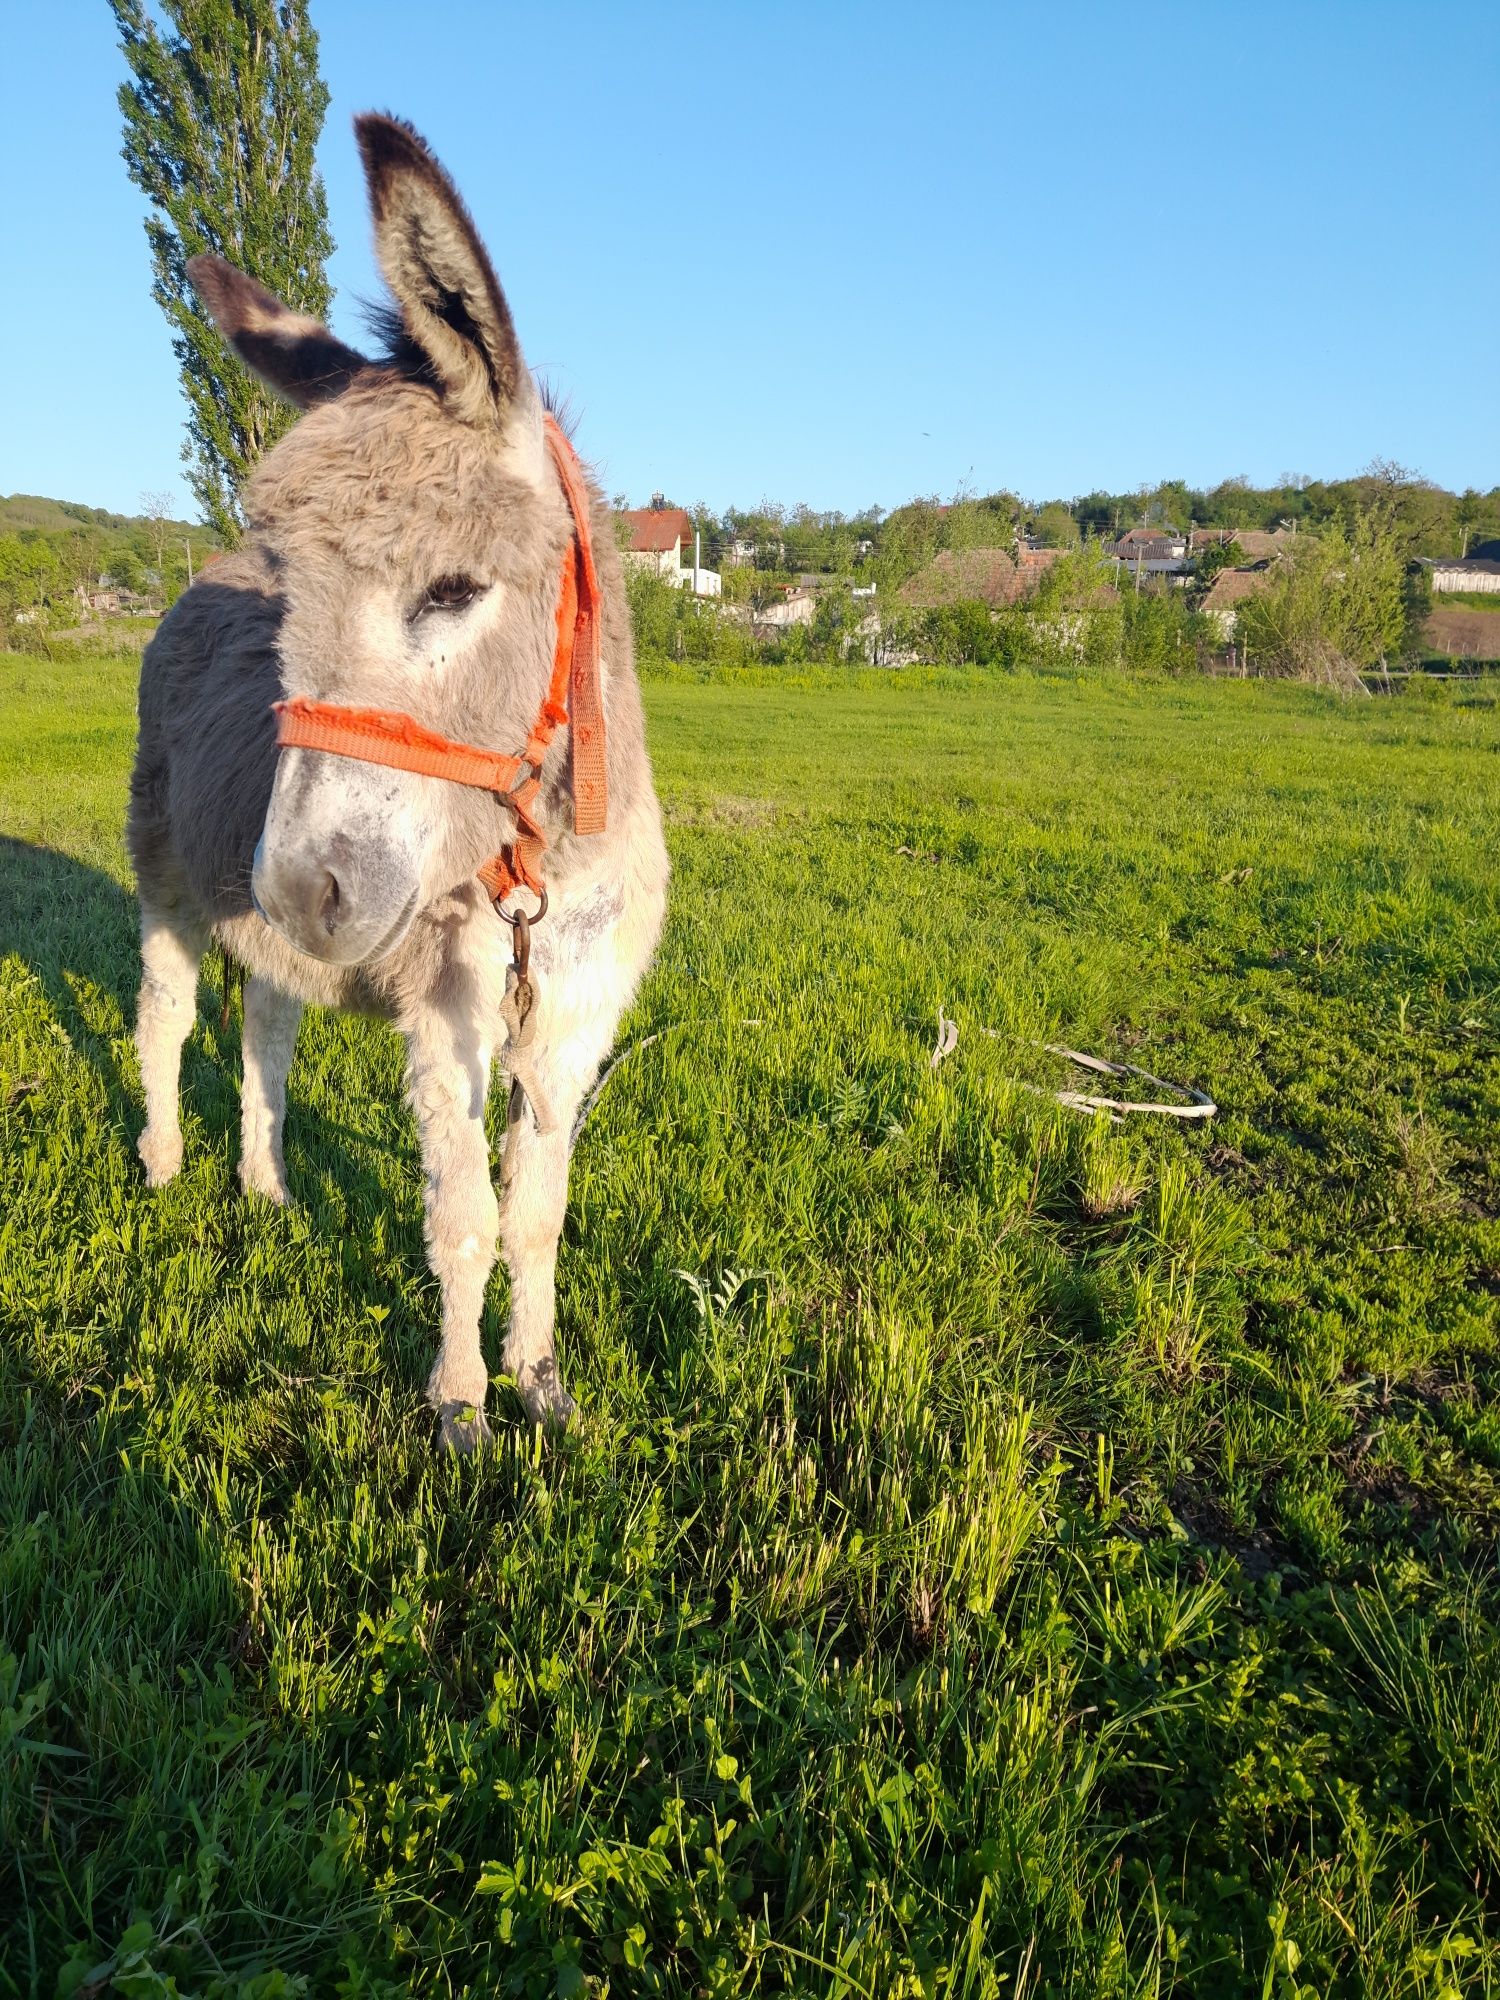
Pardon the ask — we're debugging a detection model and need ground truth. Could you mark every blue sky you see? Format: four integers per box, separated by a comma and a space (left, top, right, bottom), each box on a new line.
3, 1, 1497, 522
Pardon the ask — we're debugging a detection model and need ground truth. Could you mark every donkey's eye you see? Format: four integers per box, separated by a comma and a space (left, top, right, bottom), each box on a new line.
413, 574, 484, 619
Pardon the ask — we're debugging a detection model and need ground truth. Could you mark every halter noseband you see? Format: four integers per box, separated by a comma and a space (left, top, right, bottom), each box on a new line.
271, 413, 608, 916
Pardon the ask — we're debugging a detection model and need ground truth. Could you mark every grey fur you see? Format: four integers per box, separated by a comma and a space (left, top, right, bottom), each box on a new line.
128, 116, 669, 1444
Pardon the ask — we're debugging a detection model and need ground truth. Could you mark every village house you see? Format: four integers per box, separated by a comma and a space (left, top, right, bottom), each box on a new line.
897, 547, 1028, 609
618, 494, 721, 596
71, 578, 155, 617
898, 546, 1117, 613
723, 534, 787, 569
1016, 545, 1065, 586
1229, 528, 1295, 561
1108, 526, 1189, 575
753, 585, 816, 630
1200, 560, 1279, 641
1430, 546, 1500, 596
619, 494, 696, 578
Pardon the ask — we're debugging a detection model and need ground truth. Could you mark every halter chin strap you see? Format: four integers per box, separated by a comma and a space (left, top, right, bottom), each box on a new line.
271, 413, 607, 911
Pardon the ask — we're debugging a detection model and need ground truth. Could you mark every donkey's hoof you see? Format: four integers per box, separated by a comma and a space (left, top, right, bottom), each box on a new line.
138, 1126, 183, 1187
436, 1398, 493, 1455
515, 1360, 577, 1432
239, 1157, 289, 1205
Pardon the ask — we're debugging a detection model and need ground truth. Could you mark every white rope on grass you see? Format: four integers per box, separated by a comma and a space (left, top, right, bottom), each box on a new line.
1018, 1043, 1216, 1121
571, 1009, 1214, 1156
569, 1025, 685, 1150
932, 1009, 1215, 1121
929, 1005, 959, 1070
569, 1016, 769, 1148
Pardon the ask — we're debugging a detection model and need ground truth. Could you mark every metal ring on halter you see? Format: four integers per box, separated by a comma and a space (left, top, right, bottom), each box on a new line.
492, 884, 548, 927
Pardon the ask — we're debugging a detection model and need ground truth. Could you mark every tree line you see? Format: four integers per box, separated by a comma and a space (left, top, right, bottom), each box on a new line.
649, 464, 1500, 599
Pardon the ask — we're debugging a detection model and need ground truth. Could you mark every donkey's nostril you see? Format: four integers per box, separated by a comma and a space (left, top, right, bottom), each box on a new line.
316, 870, 342, 935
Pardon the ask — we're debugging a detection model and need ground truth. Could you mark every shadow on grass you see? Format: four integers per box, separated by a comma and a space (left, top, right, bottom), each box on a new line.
0, 833, 169, 1141
0, 833, 275, 1178
0, 1372, 366, 1988
0, 833, 515, 1424
0, 832, 405, 1225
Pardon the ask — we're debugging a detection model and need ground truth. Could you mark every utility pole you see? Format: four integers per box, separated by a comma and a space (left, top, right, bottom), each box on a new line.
181, 538, 194, 587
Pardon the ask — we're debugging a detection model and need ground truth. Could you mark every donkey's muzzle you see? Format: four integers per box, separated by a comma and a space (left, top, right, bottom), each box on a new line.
252, 831, 419, 965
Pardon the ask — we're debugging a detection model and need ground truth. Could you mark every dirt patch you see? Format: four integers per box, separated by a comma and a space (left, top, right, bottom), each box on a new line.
1342, 1457, 1440, 1529
1424, 607, 1500, 660
1171, 1489, 1293, 1581
1205, 1141, 1261, 1188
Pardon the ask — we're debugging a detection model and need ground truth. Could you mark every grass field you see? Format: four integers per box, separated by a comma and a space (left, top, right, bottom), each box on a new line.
2, 651, 1498, 1998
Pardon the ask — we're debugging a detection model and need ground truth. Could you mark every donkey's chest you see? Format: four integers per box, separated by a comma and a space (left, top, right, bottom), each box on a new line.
482, 882, 632, 1061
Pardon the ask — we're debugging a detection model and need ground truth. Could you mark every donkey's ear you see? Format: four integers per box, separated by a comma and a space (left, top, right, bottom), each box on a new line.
188, 256, 368, 409
355, 112, 529, 426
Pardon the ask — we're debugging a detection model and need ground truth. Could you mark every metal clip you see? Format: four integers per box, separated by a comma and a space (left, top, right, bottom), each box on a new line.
491, 881, 548, 970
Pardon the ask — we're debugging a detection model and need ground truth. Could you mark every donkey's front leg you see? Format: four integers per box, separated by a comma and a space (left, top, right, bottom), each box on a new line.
498, 994, 628, 1426
136, 902, 205, 1186
239, 975, 302, 1203
406, 1001, 499, 1453
499, 1112, 579, 1429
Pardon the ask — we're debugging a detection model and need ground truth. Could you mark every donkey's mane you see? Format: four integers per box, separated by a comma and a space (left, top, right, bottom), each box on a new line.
358, 297, 576, 435
358, 297, 443, 392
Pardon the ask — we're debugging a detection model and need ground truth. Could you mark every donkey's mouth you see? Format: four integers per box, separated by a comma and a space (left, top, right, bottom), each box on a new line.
363, 884, 422, 963
252, 862, 421, 968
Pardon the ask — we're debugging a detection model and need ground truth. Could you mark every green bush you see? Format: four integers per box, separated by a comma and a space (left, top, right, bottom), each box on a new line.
919, 599, 1005, 666
1121, 588, 1207, 675
624, 566, 756, 669
1237, 510, 1409, 686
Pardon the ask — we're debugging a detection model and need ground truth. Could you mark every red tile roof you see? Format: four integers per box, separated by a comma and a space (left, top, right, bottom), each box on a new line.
898, 548, 1022, 608
898, 546, 1119, 611
1201, 562, 1279, 612
621, 506, 694, 554
1234, 528, 1293, 560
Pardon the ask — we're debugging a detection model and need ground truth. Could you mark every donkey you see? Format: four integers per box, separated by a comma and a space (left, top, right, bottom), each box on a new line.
127, 114, 668, 1448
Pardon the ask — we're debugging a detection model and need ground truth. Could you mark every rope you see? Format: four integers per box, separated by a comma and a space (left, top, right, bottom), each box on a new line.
1013, 1041, 1216, 1122
931, 1010, 1215, 1121
567, 1009, 1213, 1157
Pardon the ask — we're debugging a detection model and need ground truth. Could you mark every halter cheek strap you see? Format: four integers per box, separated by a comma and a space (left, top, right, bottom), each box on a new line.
271, 413, 608, 910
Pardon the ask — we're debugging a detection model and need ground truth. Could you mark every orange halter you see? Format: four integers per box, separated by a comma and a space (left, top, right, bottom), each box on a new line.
271, 414, 608, 913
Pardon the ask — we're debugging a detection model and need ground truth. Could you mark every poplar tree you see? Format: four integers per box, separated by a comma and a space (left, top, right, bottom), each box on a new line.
110, 0, 336, 543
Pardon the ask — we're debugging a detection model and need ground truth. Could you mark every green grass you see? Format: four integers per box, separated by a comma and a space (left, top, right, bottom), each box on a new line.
2, 651, 1498, 1998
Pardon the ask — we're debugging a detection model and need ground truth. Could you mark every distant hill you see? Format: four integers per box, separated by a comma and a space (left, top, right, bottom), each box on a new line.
0, 494, 204, 536
0, 494, 222, 625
